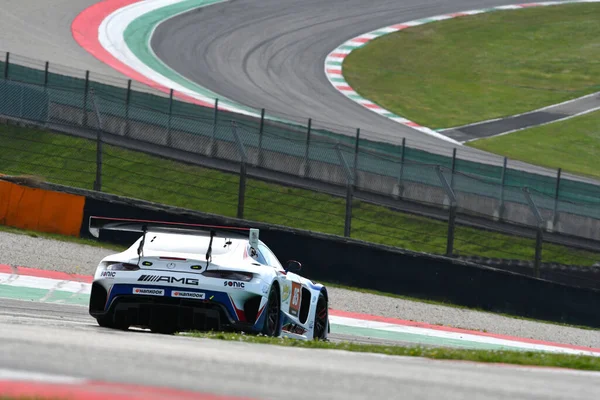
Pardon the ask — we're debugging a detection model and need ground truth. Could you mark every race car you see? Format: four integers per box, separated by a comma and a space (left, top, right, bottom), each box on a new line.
88, 216, 329, 340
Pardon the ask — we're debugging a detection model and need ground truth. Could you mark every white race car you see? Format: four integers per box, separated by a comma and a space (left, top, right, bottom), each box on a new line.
88, 216, 329, 340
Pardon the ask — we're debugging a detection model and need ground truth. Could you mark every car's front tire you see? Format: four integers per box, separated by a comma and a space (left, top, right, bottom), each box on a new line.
262, 284, 281, 337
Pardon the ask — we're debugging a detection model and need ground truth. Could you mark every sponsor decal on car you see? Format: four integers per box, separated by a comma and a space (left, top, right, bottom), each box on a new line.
133, 288, 164, 296
282, 323, 307, 335
224, 281, 245, 289
190, 265, 203, 270
137, 275, 199, 286
172, 290, 205, 299
142, 261, 153, 266
281, 284, 291, 303
100, 271, 116, 278
289, 282, 302, 317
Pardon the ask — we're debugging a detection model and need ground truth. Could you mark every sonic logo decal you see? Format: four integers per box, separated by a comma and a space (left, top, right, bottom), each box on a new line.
289, 282, 301, 317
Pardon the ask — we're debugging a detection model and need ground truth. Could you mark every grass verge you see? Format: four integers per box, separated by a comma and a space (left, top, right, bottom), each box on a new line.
0, 124, 598, 265
185, 331, 600, 371
469, 110, 600, 180
343, 3, 600, 128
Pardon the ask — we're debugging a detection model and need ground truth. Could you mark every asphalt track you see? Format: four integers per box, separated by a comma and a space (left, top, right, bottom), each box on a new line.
149, 0, 595, 178
2, 298, 600, 400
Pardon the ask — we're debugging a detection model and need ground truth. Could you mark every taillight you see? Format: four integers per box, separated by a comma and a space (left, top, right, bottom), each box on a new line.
106, 263, 140, 271
202, 270, 253, 282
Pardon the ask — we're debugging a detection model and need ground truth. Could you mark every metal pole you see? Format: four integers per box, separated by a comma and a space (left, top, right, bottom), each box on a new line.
303, 118, 312, 177
125, 79, 132, 136
353, 128, 360, 187
344, 183, 353, 237
534, 228, 543, 278
94, 127, 103, 192
89, 89, 103, 192
231, 121, 248, 219
450, 148, 457, 189
399, 137, 406, 182
257, 108, 265, 166
82, 70, 90, 127
237, 162, 247, 219
499, 157, 507, 220
447, 204, 457, 257
212, 98, 219, 137
4, 52, 9, 79
44, 62, 49, 88
552, 168, 562, 228
523, 187, 544, 277
436, 166, 457, 257
167, 89, 174, 146
211, 98, 219, 157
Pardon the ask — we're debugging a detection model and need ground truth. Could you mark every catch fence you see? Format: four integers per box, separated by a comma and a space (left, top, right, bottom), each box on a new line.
1, 51, 600, 275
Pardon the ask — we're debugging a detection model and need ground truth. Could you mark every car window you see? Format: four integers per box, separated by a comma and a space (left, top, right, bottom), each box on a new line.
258, 243, 283, 269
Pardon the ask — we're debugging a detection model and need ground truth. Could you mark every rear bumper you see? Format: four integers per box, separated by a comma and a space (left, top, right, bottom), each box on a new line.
89, 282, 264, 331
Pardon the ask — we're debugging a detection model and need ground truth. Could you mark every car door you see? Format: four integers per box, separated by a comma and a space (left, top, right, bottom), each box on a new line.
257, 243, 304, 324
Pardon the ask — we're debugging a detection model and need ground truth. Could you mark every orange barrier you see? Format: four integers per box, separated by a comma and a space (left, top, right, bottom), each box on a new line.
0, 180, 85, 236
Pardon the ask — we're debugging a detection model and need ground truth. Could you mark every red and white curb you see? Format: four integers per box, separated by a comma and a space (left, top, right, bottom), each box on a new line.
324, 0, 600, 145
3, 265, 600, 356
0, 368, 250, 400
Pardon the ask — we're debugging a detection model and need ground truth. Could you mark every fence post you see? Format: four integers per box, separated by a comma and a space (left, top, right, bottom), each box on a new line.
498, 157, 507, 221
353, 128, 360, 188
43, 62, 49, 89
302, 118, 312, 177
166, 89, 174, 146
394, 138, 406, 199
551, 168, 562, 231
450, 148, 457, 189
82, 70, 90, 127
257, 108, 265, 167
436, 166, 457, 257
125, 79, 132, 136
89, 89, 103, 192
3, 52, 9, 79
335, 144, 354, 237
345, 183, 353, 237
231, 122, 248, 219
210, 98, 219, 157
523, 187, 544, 278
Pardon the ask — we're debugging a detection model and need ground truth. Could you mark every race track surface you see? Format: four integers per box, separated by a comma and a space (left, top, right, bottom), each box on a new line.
151, 0, 556, 166
2, 298, 600, 400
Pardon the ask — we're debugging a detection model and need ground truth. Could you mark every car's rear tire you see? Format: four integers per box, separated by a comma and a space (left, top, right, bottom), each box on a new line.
262, 284, 281, 337
313, 292, 328, 340
96, 314, 128, 330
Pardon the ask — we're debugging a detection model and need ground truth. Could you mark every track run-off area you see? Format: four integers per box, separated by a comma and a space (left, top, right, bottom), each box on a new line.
1, 0, 600, 397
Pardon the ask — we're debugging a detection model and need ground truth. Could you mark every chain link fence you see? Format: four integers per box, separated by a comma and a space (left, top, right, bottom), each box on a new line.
2, 52, 600, 276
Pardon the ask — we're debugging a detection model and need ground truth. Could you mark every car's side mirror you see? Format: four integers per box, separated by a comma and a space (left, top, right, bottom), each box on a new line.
286, 260, 302, 273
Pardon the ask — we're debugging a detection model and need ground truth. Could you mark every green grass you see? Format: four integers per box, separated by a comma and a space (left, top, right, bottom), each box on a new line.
470, 110, 600, 179
185, 331, 600, 371
0, 123, 598, 265
343, 3, 600, 128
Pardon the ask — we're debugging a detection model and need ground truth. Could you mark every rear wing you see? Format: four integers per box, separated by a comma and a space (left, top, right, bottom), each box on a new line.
88, 216, 260, 265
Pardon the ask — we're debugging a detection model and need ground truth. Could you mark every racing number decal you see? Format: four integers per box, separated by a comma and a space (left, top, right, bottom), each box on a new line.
289, 282, 302, 317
